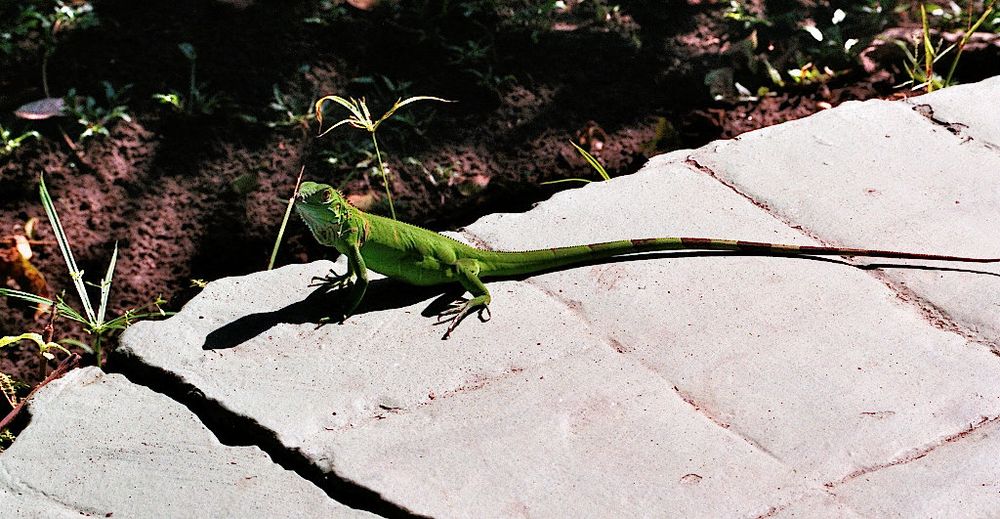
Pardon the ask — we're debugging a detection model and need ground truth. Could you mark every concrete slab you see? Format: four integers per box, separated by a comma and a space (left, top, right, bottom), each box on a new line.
0, 367, 371, 518
119, 260, 596, 448
114, 76, 1000, 515
903, 75, 1000, 148
835, 417, 1000, 517
463, 159, 1000, 484
687, 80, 1000, 352
319, 347, 834, 518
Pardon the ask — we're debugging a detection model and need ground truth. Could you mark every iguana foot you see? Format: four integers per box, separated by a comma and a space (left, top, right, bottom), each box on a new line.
310, 269, 352, 290
436, 296, 491, 340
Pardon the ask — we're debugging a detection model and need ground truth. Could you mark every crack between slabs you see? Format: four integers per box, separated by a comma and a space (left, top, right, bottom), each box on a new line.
107, 353, 422, 519
683, 155, 1000, 354
905, 101, 1000, 154
668, 383, 784, 466
823, 415, 1000, 489
748, 489, 873, 519
522, 268, 819, 478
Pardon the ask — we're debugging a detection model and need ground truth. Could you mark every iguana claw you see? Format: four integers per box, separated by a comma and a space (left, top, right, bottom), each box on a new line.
437, 297, 491, 339
310, 269, 352, 289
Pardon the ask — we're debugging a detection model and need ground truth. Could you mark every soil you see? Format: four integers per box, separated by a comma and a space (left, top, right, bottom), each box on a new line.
1, 0, 998, 403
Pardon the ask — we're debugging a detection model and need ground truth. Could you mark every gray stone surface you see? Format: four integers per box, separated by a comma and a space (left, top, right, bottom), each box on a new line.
463, 160, 1000, 485
0, 367, 372, 518
111, 77, 1000, 516
686, 81, 1000, 352
835, 417, 1000, 517
907, 75, 1000, 148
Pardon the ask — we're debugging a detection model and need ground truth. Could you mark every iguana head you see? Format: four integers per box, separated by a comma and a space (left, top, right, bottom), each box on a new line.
295, 181, 352, 247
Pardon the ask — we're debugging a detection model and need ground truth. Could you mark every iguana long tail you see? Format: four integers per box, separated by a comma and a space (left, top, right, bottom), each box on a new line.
477, 237, 1000, 278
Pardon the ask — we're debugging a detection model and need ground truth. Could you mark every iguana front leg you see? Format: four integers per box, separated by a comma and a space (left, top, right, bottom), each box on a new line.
341, 240, 369, 318
439, 258, 491, 340
310, 230, 369, 320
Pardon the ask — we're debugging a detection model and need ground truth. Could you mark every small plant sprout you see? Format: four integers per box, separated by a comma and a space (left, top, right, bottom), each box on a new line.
543, 141, 612, 185
64, 81, 132, 140
1, 124, 40, 157
314, 94, 453, 220
267, 84, 315, 129
0, 177, 167, 365
153, 43, 223, 116
0, 333, 71, 367
27, 1, 99, 97
1, 332, 80, 450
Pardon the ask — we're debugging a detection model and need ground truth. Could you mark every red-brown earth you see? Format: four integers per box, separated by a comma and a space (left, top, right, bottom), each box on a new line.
2, 0, 998, 401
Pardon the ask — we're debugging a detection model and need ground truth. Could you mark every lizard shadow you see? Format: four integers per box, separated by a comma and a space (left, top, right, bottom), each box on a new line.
203, 251, 1000, 349
202, 279, 457, 350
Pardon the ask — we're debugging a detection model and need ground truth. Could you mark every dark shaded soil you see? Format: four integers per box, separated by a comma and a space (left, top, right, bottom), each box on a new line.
1, 0, 998, 399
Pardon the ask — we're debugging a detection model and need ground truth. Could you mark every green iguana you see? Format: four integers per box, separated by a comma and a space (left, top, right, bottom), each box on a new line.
295, 181, 1000, 339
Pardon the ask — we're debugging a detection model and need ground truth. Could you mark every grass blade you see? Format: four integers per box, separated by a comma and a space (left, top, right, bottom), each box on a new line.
540, 178, 593, 185
570, 141, 611, 181
97, 242, 118, 326
375, 96, 453, 129
39, 176, 97, 324
268, 165, 306, 270
0, 288, 88, 325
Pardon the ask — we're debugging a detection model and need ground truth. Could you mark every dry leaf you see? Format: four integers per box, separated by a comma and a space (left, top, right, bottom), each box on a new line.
1, 232, 52, 319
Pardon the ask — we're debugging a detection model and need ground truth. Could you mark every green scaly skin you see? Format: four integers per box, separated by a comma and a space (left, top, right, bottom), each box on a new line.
295, 181, 1000, 339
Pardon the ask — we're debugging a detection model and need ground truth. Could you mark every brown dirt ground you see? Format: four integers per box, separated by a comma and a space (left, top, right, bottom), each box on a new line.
1, 0, 997, 403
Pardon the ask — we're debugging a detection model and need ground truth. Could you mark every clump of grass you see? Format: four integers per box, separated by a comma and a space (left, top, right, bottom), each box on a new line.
899, 1, 996, 92
314, 94, 452, 220
0, 176, 166, 366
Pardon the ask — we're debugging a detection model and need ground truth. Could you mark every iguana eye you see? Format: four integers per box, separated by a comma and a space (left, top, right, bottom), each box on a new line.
323, 189, 335, 204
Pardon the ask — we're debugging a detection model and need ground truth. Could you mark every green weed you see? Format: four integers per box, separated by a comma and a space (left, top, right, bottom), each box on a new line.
899, 1, 995, 92
265, 84, 315, 129
0, 177, 166, 366
26, 1, 99, 97
314, 94, 452, 220
720, 1, 892, 92
64, 81, 132, 140
153, 43, 224, 116
1, 125, 40, 157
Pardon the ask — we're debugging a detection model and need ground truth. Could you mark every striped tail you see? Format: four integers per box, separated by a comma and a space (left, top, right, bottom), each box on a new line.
476, 237, 1000, 278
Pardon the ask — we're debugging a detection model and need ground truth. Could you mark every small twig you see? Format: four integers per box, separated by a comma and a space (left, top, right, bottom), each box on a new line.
0, 353, 80, 432
37, 304, 58, 380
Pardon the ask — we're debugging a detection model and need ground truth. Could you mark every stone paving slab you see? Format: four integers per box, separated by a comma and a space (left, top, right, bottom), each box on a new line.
320, 347, 835, 517
119, 260, 596, 449
463, 161, 1000, 485
834, 417, 1000, 517
0, 367, 372, 518
88, 76, 1000, 516
686, 78, 1000, 351
909, 75, 1000, 148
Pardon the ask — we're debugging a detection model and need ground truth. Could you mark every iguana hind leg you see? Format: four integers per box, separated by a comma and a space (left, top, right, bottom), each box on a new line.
438, 258, 491, 340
